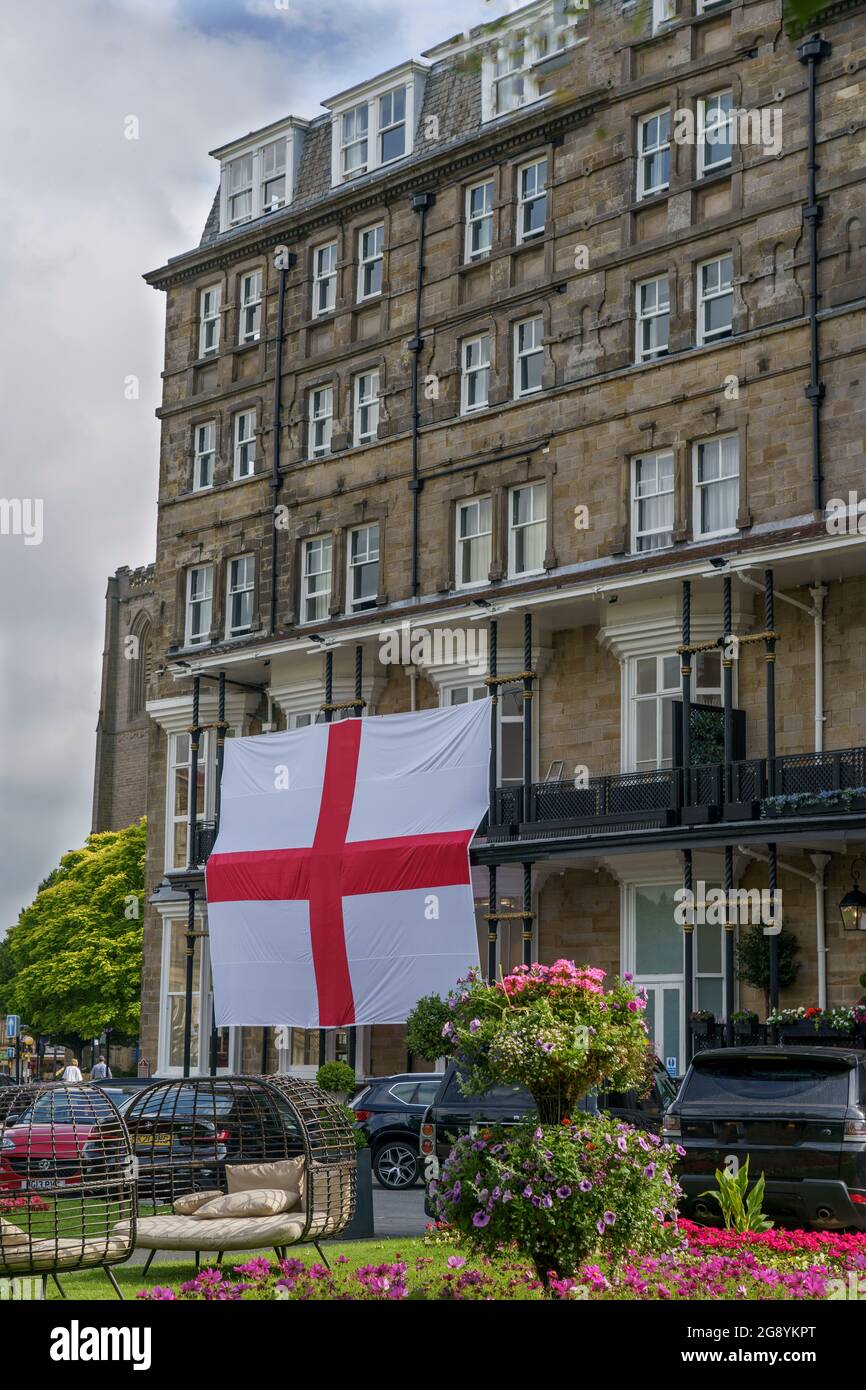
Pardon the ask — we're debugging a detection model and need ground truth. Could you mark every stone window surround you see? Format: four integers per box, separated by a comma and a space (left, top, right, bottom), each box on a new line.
611, 405, 751, 555
434, 454, 557, 593
292, 499, 390, 624
170, 530, 267, 652
292, 349, 388, 461
182, 391, 265, 494
186, 258, 269, 368
454, 140, 558, 293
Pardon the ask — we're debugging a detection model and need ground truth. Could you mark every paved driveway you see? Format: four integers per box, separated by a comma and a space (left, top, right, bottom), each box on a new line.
372, 1183, 428, 1237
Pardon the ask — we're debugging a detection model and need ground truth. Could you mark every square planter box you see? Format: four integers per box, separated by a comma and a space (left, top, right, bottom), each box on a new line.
764, 795, 866, 819
689, 1019, 717, 1038
724, 801, 761, 821
778, 1021, 855, 1046
682, 805, 720, 825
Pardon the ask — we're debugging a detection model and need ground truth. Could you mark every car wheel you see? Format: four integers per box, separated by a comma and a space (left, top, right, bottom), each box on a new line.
373, 1140, 419, 1190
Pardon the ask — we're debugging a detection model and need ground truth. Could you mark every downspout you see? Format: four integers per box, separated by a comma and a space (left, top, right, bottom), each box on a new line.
797, 34, 831, 513
810, 583, 827, 753
408, 192, 435, 597
269, 252, 294, 636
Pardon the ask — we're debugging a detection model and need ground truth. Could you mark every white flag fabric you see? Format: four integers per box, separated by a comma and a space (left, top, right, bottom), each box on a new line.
206, 699, 491, 1028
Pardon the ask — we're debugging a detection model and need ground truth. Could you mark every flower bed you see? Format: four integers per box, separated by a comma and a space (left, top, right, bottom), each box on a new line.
135, 1223, 866, 1301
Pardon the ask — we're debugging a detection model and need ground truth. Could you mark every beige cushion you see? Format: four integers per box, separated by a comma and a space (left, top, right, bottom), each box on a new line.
226, 1157, 304, 1202
194, 1188, 294, 1220
115, 1213, 306, 1252
0, 1217, 27, 1248
172, 1190, 224, 1216
0, 1236, 129, 1272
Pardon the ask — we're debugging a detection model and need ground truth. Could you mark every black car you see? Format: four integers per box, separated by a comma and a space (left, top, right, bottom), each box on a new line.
420, 1058, 678, 1212
663, 1046, 866, 1230
351, 1073, 443, 1189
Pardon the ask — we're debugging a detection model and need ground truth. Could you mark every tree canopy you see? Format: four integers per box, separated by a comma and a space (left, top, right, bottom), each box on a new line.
2, 820, 145, 1041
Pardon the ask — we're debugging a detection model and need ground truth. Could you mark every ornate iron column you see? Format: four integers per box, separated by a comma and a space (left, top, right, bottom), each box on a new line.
723, 577, 733, 802
183, 676, 202, 1078
486, 619, 499, 980
522, 861, 534, 967
724, 846, 735, 1046
487, 864, 498, 982
680, 581, 691, 809
209, 669, 227, 1077
764, 570, 779, 1032
522, 611, 533, 824
318, 649, 335, 1068
768, 842, 779, 1031
347, 645, 364, 1072
683, 848, 694, 1067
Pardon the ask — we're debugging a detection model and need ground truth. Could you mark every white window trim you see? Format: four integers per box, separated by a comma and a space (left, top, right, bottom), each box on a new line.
308, 386, 334, 460
636, 109, 670, 200
184, 564, 213, 648
238, 270, 263, 345
479, 11, 584, 124
233, 409, 256, 480
460, 334, 491, 414
216, 124, 305, 233
327, 65, 426, 188
692, 434, 740, 541
630, 450, 675, 554
635, 275, 671, 364
312, 241, 338, 319
225, 554, 255, 639
346, 522, 380, 613
513, 317, 544, 398
377, 85, 407, 167
156, 906, 240, 1077
696, 254, 734, 346
651, 0, 677, 32
353, 370, 380, 445
357, 223, 384, 303
464, 179, 494, 262
697, 91, 733, 178
507, 482, 547, 578
301, 535, 333, 625
198, 286, 221, 359
455, 495, 492, 590
193, 421, 216, 492
516, 158, 548, 245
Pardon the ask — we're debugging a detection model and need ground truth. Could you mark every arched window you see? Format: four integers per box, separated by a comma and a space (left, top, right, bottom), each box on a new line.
127, 615, 152, 720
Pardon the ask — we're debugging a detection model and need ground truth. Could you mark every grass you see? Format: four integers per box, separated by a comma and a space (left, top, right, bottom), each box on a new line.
51, 1235, 432, 1301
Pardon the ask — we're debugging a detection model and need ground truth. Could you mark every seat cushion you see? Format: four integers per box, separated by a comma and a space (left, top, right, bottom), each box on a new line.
115, 1212, 306, 1251
0, 1237, 129, 1272
0, 1217, 27, 1248
173, 1189, 223, 1216
226, 1156, 304, 1203
194, 1188, 295, 1219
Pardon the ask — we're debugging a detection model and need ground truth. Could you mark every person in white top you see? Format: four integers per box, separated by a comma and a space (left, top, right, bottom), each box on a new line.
60, 1057, 83, 1082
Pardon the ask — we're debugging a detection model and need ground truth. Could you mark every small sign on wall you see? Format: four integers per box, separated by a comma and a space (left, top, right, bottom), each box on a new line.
666, 1057, 678, 1076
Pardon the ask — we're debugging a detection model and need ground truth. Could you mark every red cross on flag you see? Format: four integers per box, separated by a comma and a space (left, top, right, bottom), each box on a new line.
205, 699, 491, 1028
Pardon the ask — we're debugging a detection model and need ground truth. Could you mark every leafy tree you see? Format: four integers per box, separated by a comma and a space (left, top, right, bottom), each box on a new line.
736, 923, 801, 1017
4, 820, 145, 1042
405, 993, 451, 1063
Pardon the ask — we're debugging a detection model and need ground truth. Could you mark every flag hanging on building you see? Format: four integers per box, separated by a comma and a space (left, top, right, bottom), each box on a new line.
205, 699, 491, 1028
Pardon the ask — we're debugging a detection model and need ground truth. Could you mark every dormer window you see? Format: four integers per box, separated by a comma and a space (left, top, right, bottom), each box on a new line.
493, 41, 527, 116
478, 2, 583, 123
214, 121, 306, 234
326, 63, 426, 189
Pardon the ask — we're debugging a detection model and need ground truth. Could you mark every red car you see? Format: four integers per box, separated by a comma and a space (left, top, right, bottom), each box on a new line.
0, 1087, 128, 1194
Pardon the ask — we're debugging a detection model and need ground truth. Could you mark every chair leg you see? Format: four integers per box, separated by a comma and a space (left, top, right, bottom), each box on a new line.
51, 1274, 67, 1299
40, 1275, 47, 1301
142, 1248, 156, 1276
215, 1252, 224, 1267
313, 1240, 331, 1270
195, 1252, 201, 1272
102, 1265, 125, 1301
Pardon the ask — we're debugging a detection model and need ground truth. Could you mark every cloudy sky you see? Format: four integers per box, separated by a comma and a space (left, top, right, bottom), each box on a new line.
0, 0, 517, 930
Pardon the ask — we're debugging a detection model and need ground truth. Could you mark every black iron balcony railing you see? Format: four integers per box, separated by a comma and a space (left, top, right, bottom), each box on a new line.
488, 745, 866, 840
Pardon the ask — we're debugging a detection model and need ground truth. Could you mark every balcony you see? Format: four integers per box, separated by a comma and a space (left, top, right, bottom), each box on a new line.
487, 746, 866, 843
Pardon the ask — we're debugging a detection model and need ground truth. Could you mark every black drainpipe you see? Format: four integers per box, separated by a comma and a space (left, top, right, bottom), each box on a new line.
798, 34, 831, 514
408, 191, 435, 597
269, 251, 295, 635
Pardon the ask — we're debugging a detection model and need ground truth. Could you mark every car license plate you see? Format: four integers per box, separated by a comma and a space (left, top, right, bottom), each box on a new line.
22, 1179, 56, 1190
137, 1133, 171, 1147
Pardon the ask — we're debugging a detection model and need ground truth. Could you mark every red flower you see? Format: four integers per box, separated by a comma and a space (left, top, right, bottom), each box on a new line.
561, 1117, 572, 1126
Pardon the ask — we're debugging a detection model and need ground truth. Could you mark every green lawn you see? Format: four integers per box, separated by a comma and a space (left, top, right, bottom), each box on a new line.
47, 1236, 432, 1301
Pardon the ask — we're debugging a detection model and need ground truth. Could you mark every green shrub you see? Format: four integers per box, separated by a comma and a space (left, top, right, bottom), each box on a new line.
700, 1157, 773, 1234
405, 993, 450, 1062
316, 1061, 356, 1095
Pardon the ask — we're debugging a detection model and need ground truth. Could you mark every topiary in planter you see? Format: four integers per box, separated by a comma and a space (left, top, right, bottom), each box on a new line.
316, 1061, 357, 1101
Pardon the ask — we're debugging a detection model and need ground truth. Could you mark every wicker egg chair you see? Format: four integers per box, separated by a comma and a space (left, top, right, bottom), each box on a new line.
117, 1074, 356, 1271
0, 1083, 135, 1299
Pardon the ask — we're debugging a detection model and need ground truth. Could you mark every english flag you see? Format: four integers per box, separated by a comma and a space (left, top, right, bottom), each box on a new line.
205, 699, 491, 1028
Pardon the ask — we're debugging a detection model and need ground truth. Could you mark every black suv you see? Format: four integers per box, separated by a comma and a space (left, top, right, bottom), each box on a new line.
351, 1073, 442, 1189
663, 1046, 866, 1230
421, 1058, 678, 1212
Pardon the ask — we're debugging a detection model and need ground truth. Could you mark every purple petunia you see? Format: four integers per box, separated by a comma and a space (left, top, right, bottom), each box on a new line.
579, 1179, 592, 1193
472, 1210, 491, 1228
556, 1185, 572, 1199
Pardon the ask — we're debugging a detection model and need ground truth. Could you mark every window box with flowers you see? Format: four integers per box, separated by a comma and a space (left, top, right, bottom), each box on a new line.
762, 787, 866, 819
768, 1004, 866, 1046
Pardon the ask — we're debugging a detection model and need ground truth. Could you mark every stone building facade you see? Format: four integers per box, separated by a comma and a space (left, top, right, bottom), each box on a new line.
92, 564, 157, 834
140, 0, 866, 1079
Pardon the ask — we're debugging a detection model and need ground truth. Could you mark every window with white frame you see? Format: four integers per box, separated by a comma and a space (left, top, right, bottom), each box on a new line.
651, 0, 676, 30
261, 137, 287, 212
631, 651, 721, 772
631, 451, 674, 553
637, 110, 670, 199
302, 535, 332, 624
340, 102, 369, 179
353, 370, 380, 444
378, 86, 406, 163
193, 421, 216, 492
226, 152, 254, 225
312, 242, 338, 317
517, 159, 547, 242
492, 38, 529, 115
358, 224, 384, 301
696, 0, 731, 10
347, 522, 380, 612
693, 434, 739, 538
465, 180, 494, 261
185, 564, 213, 647
635, 276, 670, 363
233, 409, 256, 479
225, 554, 255, 637
238, 270, 262, 344
446, 683, 526, 783
166, 731, 207, 870
461, 334, 491, 413
697, 254, 733, 345
698, 91, 733, 176
198, 286, 221, 357
308, 386, 333, 459
508, 482, 547, 577
456, 496, 492, 588
514, 317, 544, 397
162, 916, 201, 1065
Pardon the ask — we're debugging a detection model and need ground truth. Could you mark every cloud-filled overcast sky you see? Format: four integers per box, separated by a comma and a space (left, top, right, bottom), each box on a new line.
0, 0, 519, 930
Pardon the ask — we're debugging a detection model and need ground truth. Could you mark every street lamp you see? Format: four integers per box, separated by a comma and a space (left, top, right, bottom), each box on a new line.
839, 859, 866, 933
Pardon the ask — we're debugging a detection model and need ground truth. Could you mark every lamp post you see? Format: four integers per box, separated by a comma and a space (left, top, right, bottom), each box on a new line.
840, 859, 866, 933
